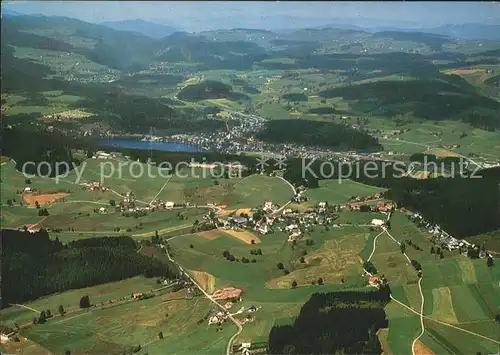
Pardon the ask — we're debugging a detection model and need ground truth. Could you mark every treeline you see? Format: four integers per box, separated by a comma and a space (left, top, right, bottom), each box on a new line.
1, 230, 176, 306
256, 119, 383, 151
268, 288, 390, 354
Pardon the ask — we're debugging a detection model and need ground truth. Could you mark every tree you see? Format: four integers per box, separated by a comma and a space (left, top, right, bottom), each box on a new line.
400, 242, 406, 254
65, 350, 71, 355
277, 262, 285, 270
495, 313, 500, 322
38, 310, 46, 324
300, 256, 305, 263
487, 256, 494, 267
79, 295, 90, 308
109, 200, 116, 206
189, 244, 194, 249
318, 277, 324, 285
439, 250, 444, 259
291, 280, 298, 288
430, 246, 435, 254
35, 201, 40, 209
33, 317, 38, 325
158, 331, 164, 339
46, 309, 51, 318
59, 304, 65, 315
222, 250, 230, 258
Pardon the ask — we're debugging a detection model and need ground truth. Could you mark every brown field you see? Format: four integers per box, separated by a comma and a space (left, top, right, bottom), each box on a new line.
189, 270, 216, 293
23, 192, 69, 206
412, 171, 431, 180
219, 208, 253, 217
0, 156, 10, 165
442, 68, 485, 76
377, 328, 392, 355
223, 229, 261, 244
424, 148, 460, 158
198, 230, 220, 240
414, 340, 434, 355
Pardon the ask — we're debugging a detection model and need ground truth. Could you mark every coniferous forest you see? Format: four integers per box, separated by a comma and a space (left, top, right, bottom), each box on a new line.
1, 230, 177, 306
268, 287, 391, 354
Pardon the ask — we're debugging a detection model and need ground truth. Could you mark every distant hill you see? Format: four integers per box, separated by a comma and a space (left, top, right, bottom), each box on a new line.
422, 24, 500, 41
100, 19, 178, 39
372, 31, 452, 51
1, 15, 157, 70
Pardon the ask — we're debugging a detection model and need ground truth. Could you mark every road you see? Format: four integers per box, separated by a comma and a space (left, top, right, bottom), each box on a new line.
164, 234, 243, 355
364, 220, 499, 351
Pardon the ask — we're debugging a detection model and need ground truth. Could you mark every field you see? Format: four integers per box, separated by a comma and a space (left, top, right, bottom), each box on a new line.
2, 279, 235, 355
367, 212, 500, 354
305, 179, 386, 206
168, 222, 376, 343
0, 158, 294, 238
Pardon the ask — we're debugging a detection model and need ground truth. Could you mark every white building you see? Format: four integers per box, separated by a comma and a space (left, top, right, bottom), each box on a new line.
371, 219, 385, 226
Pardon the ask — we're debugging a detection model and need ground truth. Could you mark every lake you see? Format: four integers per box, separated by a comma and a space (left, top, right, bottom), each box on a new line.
97, 139, 205, 152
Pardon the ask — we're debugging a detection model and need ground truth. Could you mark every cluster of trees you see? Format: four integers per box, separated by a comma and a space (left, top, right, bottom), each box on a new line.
256, 119, 383, 152
363, 261, 378, 275
268, 288, 390, 354
2, 231, 176, 305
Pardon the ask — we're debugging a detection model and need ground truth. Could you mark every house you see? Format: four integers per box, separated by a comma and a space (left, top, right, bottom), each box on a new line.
132, 292, 143, 299
282, 208, 293, 215
224, 302, 233, 309
258, 224, 269, 235
165, 201, 175, 209
231, 216, 247, 226
368, 277, 380, 287
247, 305, 258, 312
208, 315, 220, 325
99, 207, 107, 213
285, 224, 298, 232
24, 187, 33, 193
264, 201, 273, 210
318, 202, 327, 208
240, 342, 251, 355
371, 219, 385, 226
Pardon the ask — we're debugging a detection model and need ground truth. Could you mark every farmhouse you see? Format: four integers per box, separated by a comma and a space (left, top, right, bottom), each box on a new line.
231, 216, 247, 226
371, 219, 385, 227
165, 201, 175, 209
24, 187, 33, 193
368, 277, 381, 288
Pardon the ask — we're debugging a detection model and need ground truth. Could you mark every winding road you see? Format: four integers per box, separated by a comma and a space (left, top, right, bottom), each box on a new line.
364, 221, 500, 353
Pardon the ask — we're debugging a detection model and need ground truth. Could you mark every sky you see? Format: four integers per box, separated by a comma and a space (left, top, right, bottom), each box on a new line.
2, 1, 500, 31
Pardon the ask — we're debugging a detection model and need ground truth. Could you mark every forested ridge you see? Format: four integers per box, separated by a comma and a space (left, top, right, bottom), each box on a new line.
1, 230, 177, 306
256, 119, 383, 151
268, 288, 390, 354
